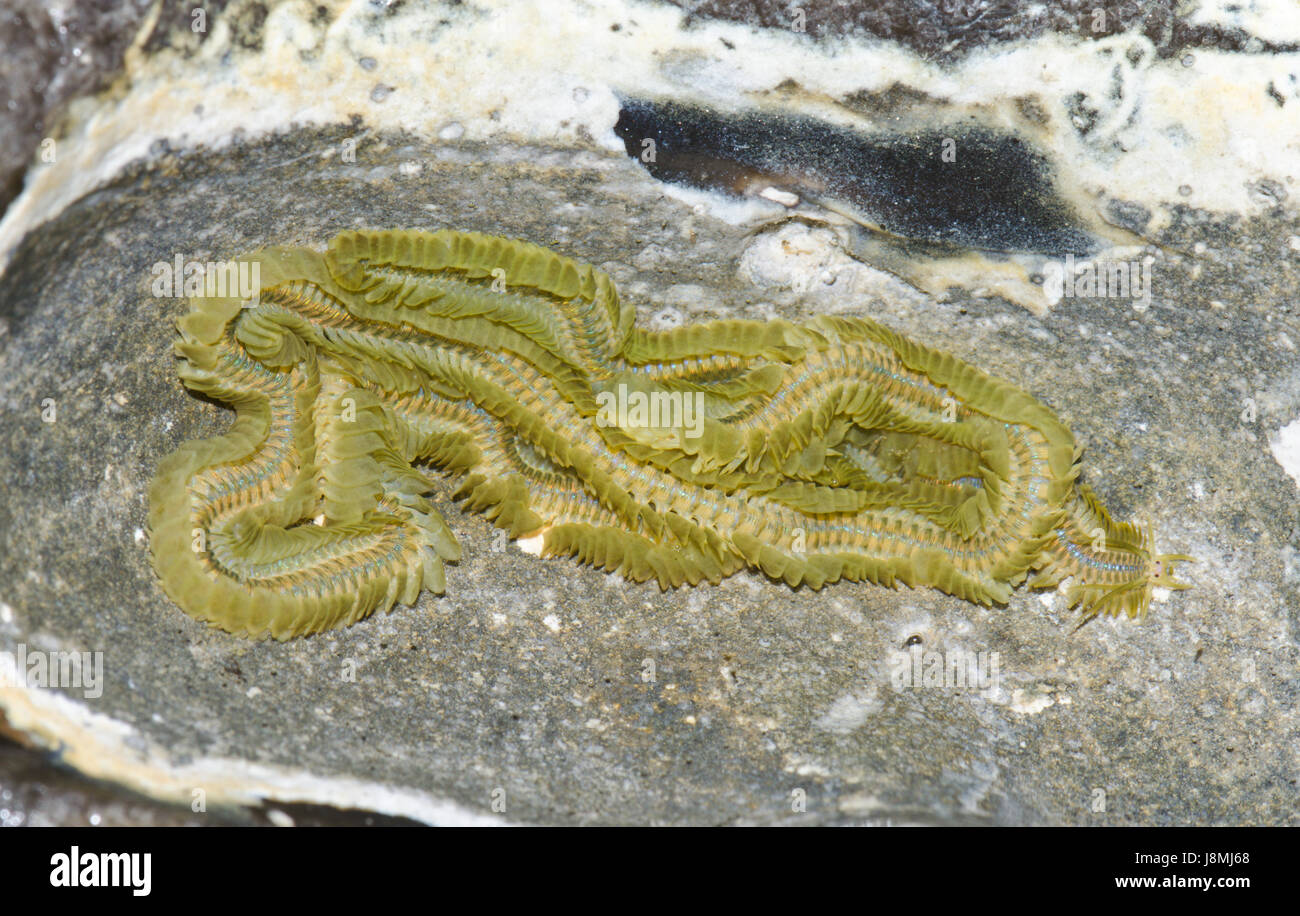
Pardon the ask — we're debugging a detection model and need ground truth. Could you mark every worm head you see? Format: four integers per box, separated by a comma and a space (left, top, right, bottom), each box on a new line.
1147, 553, 1194, 591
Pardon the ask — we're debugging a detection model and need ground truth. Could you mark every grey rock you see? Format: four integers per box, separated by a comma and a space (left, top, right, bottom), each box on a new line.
0, 0, 1298, 827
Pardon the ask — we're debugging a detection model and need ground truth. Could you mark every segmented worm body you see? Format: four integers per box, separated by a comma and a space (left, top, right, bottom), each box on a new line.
148, 229, 1190, 638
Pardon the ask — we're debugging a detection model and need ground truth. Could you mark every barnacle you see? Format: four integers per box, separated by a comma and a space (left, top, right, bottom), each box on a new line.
148, 229, 1190, 638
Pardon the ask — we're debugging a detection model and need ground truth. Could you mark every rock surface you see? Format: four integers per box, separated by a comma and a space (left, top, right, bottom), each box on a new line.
1, 0, 1298, 826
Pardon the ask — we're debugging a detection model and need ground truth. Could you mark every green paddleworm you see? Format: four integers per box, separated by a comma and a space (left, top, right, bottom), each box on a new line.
148, 229, 1191, 639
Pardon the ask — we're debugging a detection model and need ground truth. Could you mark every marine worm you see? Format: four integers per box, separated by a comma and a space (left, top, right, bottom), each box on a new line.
148, 229, 1191, 638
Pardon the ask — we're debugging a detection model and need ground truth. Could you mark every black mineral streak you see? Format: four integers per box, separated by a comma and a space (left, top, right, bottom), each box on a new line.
615, 97, 1096, 256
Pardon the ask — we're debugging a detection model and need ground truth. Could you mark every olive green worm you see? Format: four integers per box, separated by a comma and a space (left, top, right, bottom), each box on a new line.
148, 229, 1191, 638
